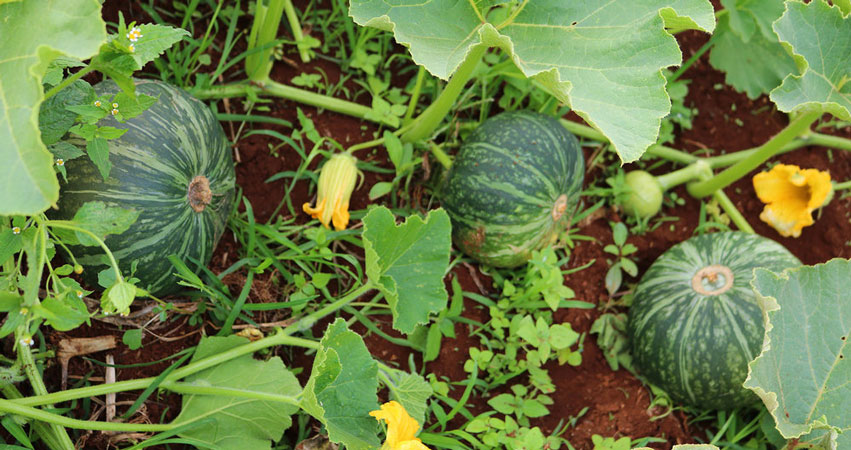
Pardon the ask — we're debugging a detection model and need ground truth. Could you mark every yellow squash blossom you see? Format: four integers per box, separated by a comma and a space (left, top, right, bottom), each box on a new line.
369, 401, 431, 450
303, 153, 359, 230
752, 164, 831, 238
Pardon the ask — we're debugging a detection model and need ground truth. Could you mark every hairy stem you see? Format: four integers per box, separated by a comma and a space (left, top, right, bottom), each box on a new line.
11, 284, 373, 408
402, 45, 488, 143
283, 0, 312, 63
16, 337, 75, 450
43, 65, 96, 101
688, 109, 823, 198
192, 80, 387, 125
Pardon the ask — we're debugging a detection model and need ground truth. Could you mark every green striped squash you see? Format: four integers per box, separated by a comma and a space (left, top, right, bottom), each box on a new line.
441, 111, 584, 268
53, 80, 236, 296
628, 232, 800, 410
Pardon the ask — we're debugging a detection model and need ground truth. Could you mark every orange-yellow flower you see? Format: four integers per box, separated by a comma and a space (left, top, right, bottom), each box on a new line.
303, 153, 359, 230
369, 401, 430, 450
752, 164, 831, 238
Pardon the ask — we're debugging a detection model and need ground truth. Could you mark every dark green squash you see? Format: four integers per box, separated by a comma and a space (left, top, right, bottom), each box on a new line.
628, 232, 801, 410
53, 80, 236, 296
441, 110, 584, 267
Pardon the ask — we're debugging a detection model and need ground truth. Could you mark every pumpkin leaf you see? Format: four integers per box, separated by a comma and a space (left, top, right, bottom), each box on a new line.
770, 0, 851, 119
349, 0, 715, 163
174, 336, 301, 450
380, 367, 433, 427
300, 319, 381, 450
362, 206, 451, 334
746, 259, 851, 449
709, 0, 797, 99
0, 0, 106, 215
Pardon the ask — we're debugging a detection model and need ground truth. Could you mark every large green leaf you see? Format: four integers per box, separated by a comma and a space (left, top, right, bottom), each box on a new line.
0, 0, 106, 214
709, 0, 797, 99
362, 206, 451, 334
746, 259, 851, 449
350, 0, 715, 163
300, 319, 381, 450
174, 336, 302, 450
770, 0, 851, 120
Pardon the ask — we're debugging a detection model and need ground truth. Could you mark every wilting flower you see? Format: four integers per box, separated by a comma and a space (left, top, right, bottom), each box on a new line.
302, 153, 359, 230
753, 164, 831, 238
369, 401, 430, 450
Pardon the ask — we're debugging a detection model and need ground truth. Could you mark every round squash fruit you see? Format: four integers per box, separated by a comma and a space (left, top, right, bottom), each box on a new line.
627, 231, 800, 410
440, 110, 584, 268
53, 80, 236, 296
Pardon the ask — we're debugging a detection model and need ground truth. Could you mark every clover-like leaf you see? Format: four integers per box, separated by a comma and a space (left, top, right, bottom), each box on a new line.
362, 206, 451, 334
350, 0, 715, 163
0, 0, 106, 214
175, 336, 302, 450
300, 319, 381, 450
746, 259, 851, 449
770, 0, 851, 120
709, 0, 797, 99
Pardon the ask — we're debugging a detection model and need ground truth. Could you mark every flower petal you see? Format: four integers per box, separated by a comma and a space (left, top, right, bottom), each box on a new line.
752, 164, 831, 238
369, 401, 424, 449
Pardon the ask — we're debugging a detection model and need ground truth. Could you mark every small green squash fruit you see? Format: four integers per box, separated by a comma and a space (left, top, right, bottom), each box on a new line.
441, 110, 585, 268
627, 232, 801, 410
620, 170, 663, 218
52, 80, 236, 296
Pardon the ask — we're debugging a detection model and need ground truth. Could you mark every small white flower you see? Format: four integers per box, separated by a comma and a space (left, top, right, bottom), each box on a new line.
12, 226, 21, 235
94, 100, 102, 107
127, 26, 142, 42
111, 108, 119, 115
112, 102, 118, 108
19, 307, 28, 315
76, 290, 84, 298
20, 336, 34, 347
128, 44, 135, 53
56, 158, 64, 166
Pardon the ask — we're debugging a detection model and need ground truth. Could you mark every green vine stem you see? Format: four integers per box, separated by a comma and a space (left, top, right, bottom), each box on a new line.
15, 334, 75, 450
560, 117, 851, 171
401, 45, 488, 143
192, 80, 389, 125
0, 398, 173, 432
428, 142, 453, 170
656, 160, 711, 191
3, 385, 63, 450
10, 283, 374, 408
282, 0, 311, 63
42, 65, 96, 101
712, 188, 754, 233
688, 109, 823, 198
834, 180, 851, 191
404, 66, 427, 123
245, 0, 286, 81
43, 219, 124, 284
162, 382, 301, 406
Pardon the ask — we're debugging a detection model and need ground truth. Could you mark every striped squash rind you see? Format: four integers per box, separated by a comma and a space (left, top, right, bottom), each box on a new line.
53, 80, 236, 296
627, 232, 800, 410
441, 111, 584, 268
